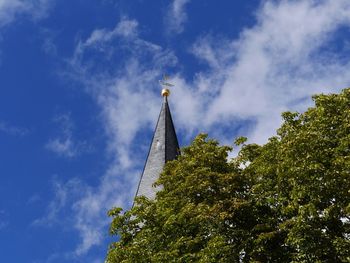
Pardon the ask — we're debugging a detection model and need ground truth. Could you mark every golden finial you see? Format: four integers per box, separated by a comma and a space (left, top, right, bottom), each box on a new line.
162, 88, 170, 97
159, 74, 174, 97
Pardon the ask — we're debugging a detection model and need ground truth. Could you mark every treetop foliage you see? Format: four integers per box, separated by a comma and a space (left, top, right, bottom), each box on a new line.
106, 88, 350, 262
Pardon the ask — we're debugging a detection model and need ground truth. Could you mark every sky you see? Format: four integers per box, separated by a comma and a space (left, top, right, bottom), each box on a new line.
1, 0, 350, 262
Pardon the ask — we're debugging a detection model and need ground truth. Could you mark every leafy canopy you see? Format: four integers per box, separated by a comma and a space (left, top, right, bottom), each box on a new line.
106, 88, 350, 262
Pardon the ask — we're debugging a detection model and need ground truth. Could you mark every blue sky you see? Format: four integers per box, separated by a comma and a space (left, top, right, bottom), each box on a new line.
1, 0, 350, 262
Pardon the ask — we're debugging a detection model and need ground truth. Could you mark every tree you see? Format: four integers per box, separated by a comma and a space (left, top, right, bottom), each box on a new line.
106, 88, 350, 262
244, 88, 350, 262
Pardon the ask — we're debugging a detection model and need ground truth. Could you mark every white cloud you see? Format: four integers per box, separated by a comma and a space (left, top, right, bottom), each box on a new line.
165, 0, 191, 34
67, 19, 178, 255
180, 0, 350, 143
42, 0, 350, 257
0, 121, 29, 136
46, 137, 76, 158
45, 113, 91, 158
72, 166, 137, 255
0, 0, 53, 27
33, 179, 71, 227
85, 18, 138, 47
38, 18, 178, 255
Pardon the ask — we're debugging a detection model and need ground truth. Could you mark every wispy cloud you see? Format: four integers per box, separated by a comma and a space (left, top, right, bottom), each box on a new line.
33, 179, 73, 227
0, 121, 29, 136
84, 18, 138, 47
38, 17, 178, 255
0, 0, 53, 27
33, 178, 103, 262
67, 18, 179, 255
165, 0, 191, 34
45, 113, 91, 158
69, 17, 177, 168
43, 0, 350, 257
176, 0, 350, 143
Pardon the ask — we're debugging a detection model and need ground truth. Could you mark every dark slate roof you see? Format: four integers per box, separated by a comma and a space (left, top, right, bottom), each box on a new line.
135, 96, 180, 201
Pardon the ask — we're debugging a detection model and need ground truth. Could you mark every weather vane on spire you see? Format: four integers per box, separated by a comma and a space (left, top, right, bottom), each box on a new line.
159, 74, 174, 97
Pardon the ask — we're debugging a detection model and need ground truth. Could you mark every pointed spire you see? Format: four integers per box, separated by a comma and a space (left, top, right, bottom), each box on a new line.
135, 88, 180, 200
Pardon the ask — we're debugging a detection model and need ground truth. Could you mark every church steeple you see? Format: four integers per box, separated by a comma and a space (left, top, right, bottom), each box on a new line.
135, 87, 180, 200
